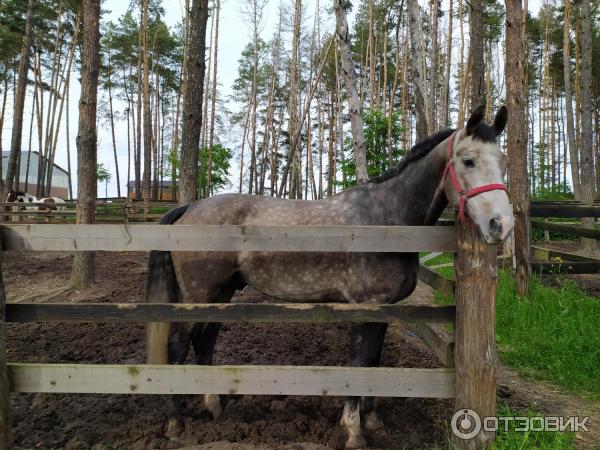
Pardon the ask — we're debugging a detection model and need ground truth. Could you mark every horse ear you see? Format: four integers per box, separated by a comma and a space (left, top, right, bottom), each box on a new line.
466, 105, 486, 135
493, 106, 508, 136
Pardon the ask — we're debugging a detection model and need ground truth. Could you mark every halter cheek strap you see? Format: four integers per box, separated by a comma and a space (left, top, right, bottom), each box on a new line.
443, 131, 507, 223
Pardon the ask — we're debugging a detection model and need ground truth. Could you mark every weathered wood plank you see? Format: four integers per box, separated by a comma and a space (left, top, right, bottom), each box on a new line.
454, 220, 498, 448
531, 245, 600, 263
532, 262, 600, 274
8, 364, 455, 398
409, 322, 455, 368
417, 264, 455, 297
5, 302, 456, 324
531, 220, 600, 240
1, 224, 458, 252
530, 203, 600, 218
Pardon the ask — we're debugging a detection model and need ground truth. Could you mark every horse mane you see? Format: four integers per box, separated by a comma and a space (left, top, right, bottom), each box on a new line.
368, 128, 456, 184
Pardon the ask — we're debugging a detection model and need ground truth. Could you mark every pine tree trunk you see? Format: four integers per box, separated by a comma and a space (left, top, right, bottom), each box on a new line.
469, 0, 485, 109
71, 0, 100, 289
3, 0, 34, 199
206, 0, 221, 197
428, 0, 439, 131
406, 0, 430, 141
563, 1, 581, 199
505, 0, 530, 296
443, 0, 453, 127
141, 0, 152, 206
578, 0, 596, 253
334, 0, 368, 183
179, 0, 209, 205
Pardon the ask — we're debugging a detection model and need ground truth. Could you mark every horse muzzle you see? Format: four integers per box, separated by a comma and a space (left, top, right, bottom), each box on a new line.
484, 215, 514, 244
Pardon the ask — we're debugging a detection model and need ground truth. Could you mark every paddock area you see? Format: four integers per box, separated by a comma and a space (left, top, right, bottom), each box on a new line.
5, 250, 454, 449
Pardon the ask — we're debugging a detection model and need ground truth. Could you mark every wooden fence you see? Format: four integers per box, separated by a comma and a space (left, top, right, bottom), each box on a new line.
0, 222, 498, 450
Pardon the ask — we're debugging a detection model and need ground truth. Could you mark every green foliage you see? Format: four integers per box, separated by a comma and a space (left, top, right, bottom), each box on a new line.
431, 260, 600, 399
96, 163, 111, 182
337, 109, 406, 189
497, 272, 600, 400
198, 143, 233, 196
491, 403, 576, 450
532, 184, 573, 201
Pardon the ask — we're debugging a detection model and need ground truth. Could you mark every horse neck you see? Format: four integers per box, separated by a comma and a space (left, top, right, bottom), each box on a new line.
373, 138, 449, 226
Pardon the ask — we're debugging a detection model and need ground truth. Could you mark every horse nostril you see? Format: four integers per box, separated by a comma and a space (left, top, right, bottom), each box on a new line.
489, 217, 502, 235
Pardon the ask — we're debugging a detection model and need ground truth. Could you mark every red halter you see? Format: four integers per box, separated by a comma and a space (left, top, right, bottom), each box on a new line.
443, 131, 507, 223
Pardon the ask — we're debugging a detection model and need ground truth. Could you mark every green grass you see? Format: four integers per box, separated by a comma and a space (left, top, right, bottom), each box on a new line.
491, 404, 576, 450
426, 255, 600, 400
440, 403, 576, 450
496, 272, 600, 400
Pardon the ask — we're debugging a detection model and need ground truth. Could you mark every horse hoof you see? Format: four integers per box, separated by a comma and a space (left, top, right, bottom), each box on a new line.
364, 411, 385, 431
164, 417, 183, 439
204, 394, 222, 420
345, 434, 367, 449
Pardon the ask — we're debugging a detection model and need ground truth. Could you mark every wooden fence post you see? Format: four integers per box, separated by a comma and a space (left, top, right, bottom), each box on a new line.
0, 246, 11, 449
454, 220, 498, 449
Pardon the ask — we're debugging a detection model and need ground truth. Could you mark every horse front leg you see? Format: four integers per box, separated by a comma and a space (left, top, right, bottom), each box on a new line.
341, 322, 388, 449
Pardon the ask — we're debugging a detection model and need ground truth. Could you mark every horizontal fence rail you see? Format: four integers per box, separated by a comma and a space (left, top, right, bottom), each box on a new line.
5, 302, 455, 324
1, 224, 458, 252
532, 261, 600, 274
8, 364, 455, 398
530, 203, 600, 218
531, 220, 600, 240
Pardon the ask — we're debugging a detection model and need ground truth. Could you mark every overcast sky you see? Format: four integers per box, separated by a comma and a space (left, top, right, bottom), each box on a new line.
3, 0, 543, 198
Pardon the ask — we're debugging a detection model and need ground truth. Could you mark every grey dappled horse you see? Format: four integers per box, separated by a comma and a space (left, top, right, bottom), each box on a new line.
146, 106, 514, 449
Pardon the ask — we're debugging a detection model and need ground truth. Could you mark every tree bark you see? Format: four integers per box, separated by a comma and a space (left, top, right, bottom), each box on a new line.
334, 0, 367, 183
505, 0, 530, 296
578, 0, 595, 253
406, 0, 430, 142
428, 0, 439, 131
179, 0, 209, 205
71, 0, 100, 289
206, 0, 221, 197
469, 0, 485, 109
141, 0, 152, 206
3, 0, 34, 199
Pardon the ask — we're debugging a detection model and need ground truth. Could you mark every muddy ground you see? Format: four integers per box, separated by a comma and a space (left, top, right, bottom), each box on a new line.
3, 250, 597, 449
4, 251, 453, 450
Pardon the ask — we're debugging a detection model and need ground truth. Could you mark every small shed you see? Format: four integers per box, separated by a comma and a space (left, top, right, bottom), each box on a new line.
127, 180, 178, 201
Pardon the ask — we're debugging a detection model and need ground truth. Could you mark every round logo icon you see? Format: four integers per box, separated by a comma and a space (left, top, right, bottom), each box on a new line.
451, 408, 482, 440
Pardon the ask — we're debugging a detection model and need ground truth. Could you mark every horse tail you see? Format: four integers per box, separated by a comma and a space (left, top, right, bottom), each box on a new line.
146, 204, 189, 364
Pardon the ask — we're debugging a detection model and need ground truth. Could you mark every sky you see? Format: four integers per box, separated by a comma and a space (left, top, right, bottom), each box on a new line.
2, 0, 543, 198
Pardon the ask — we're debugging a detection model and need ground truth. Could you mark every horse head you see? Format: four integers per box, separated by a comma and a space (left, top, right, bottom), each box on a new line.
6, 191, 17, 202
443, 105, 514, 244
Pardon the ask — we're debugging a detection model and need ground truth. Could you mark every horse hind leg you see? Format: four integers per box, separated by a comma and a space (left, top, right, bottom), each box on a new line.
190, 280, 241, 420
341, 322, 388, 449
163, 322, 195, 439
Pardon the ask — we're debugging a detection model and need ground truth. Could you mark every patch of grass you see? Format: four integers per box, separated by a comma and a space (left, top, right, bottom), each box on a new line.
491, 404, 576, 450
496, 272, 600, 400
441, 404, 575, 450
428, 260, 600, 399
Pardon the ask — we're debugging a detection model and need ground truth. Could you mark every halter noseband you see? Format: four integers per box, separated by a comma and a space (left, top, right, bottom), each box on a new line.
443, 131, 507, 223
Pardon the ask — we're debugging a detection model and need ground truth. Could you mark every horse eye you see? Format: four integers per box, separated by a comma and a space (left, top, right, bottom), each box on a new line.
463, 158, 475, 168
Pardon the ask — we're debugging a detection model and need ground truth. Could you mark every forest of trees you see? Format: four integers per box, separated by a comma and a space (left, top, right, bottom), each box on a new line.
1, 0, 599, 204
0, 0, 598, 288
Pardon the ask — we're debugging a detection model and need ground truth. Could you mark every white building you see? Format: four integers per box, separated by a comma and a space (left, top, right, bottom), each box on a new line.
1, 151, 69, 199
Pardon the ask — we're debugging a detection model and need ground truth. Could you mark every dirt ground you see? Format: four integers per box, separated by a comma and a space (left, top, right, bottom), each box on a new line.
3, 250, 598, 449
4, 251, 453, 450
